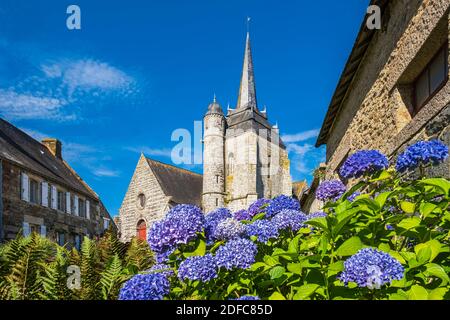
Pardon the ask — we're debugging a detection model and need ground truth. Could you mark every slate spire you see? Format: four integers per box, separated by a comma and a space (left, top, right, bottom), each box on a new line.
236, 32, 257, 110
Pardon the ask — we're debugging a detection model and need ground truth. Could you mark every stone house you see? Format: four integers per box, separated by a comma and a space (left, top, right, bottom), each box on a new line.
0, 118, 115, 247
118, 155, 202, 242
308, 0, 450, 211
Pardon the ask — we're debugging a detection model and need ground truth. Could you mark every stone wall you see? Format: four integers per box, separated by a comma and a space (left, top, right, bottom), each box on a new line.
1, 160, 108, 245
325, 0, 450, 179
118, 155, 170, 242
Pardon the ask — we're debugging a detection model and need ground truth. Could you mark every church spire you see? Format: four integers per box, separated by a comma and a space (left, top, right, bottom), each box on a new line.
236, 31, 257, 110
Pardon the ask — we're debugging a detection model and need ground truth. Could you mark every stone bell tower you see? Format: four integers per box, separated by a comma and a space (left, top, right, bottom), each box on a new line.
202, 97, 226, 212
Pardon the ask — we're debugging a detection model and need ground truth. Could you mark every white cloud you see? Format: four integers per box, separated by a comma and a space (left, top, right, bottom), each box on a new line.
0, 56, 137, 121
0, 89, 70, 120
92, 168, 120, 177
282, 129, 320, 143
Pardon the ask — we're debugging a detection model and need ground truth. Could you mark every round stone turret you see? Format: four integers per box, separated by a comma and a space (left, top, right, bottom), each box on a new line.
202, 98, 226, 213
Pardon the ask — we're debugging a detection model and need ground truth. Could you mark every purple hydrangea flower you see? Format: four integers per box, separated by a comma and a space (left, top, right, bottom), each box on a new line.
118, 273, 170, 300
204, 208, 232, 240
316, 180, 346, 201
338, 248, 404, 289
339, 150, 389, 179
307, 212, 327, 220
233, 209, 251, 221
148, 264, 174, 277
396, 140, 449, 172
266, 195, 300, 218
154, 247, 175, 263
386, 224, 394, 231
271, 209, 307, 232
215, 238, 258, 270
178, 254, 218, 282
148, 205, 204, 256
248, 198, 270, 217
214, 218, 246, 241
231, 295, 261, 300
246, 220, 279, 243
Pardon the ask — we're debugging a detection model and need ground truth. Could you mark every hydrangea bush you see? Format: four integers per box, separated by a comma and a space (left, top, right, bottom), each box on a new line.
119, 139, 449, 300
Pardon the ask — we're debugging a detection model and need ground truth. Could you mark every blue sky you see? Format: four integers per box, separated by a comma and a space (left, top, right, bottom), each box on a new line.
0, 0, 369, 216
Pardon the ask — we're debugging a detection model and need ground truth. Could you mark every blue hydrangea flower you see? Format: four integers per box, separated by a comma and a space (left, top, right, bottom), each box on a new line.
316, 180, 346, 201
215, 238, 258, 270
246, 220, 279, 243
148, 264, 174, 278
339, 150, 389, 179
233, 209, 251, 221
204, 208, 232, 240
154, 246, 175, 263
307, 211, 327, 220
148, 205, 204, 255
271, 209, 307, 232
118, 273, 170, 300
266, 195, 300, 218
248, 198, 270, 217
213, 218, 246, 241
231, 295, 261, 300
386, 224, 394, 231
396, 140, 449, 172
177, 254, 218, 282
338, 248, 404, 289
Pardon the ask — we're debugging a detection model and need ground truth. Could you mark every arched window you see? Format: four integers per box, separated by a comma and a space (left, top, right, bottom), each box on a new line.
136, 219, 147, 241
137, 193, 146, 209
228, 153, 234, 175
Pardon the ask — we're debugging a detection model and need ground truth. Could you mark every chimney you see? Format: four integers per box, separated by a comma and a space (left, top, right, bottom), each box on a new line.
41, 138, 62, 159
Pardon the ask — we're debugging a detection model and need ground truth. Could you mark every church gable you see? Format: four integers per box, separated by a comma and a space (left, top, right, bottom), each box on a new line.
118, 154, 169, 241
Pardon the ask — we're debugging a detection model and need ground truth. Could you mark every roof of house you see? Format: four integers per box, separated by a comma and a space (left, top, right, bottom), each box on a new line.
316, 0, 389, 147
0, 117, 98, 199
145, 157, 203, 206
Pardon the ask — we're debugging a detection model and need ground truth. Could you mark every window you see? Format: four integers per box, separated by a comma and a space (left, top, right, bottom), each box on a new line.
29, 179, 39, 204
137, 193, 146, 209
216, 175, 219, 184
57, 232, 65, 246
74, 235, 81, 250
414, 45, 448, 113
79, 199, 85, 218
57, 190, 65, 211
215, 198, 218, 206
103, 218, 110, 230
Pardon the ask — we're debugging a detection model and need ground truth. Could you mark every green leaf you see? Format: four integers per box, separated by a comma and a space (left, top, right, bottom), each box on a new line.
293, 284, 320, 300
288, 235, 301, 254
263, 255, 279, 267
374, 191, 392, 209
428, 288, 448, 300
227, 282, 241, 295
400, 201, 416, 214
424, 263, 450, 285
333, 208, 359, 236
250, 262, 269, 271
306, 217, 328, 231
408, 285, 428, 300
419, 202, 437, 218
287, 263, 302, 275
389, 251, 406, 264
415, 246, 432, 264
269, 266, 286, 280
397, 217, 421, 230
268, 292, 286, 300
378, 243, 390, 252
183, 238, 206, 257
419, 178, 450, 195
335, 236, 363, 257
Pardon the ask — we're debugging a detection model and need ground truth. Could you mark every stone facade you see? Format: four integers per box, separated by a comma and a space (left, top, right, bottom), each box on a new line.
118, 155, 170, 242
316, 0, 450, 183
202, 32, 292, 213
0, 125, 114, 246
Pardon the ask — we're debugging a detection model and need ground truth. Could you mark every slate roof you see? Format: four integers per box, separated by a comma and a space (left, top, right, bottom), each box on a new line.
0, 118, 98, 199
145, 157, 203, 206
316, 0, 389, 147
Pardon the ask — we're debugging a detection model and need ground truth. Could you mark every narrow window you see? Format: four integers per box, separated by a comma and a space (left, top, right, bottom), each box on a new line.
216, 175, 219, 184
29, 179, 39, 204
79, 199, 85, 218
215, 198, 218, 206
